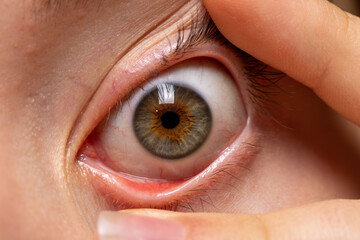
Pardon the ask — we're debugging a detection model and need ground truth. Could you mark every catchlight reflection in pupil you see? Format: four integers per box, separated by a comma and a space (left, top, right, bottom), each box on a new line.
133, 83, 212, 159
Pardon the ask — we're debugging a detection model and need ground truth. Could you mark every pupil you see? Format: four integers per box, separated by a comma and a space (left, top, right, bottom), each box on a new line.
161, 111, 180, 129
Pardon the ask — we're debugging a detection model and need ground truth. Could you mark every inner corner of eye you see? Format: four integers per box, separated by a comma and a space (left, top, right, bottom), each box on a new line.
78, 57, 246, 187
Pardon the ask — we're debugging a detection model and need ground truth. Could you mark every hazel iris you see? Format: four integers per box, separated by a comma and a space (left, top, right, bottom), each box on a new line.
133, 83, 212, 159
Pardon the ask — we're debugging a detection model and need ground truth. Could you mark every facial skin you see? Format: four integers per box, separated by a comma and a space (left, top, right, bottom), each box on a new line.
0, 0, 359, 239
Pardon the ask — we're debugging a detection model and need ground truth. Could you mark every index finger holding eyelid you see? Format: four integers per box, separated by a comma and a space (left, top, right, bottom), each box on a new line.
203, 0, 360, 126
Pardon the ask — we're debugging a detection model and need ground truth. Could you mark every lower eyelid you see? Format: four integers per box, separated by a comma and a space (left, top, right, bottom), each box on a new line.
77, 122, 260, 211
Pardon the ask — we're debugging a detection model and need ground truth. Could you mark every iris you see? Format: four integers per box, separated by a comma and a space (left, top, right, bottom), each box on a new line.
133, 83, 212, 159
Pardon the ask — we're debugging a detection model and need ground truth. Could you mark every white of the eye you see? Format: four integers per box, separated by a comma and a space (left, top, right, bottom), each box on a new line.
99, 58, 246, 180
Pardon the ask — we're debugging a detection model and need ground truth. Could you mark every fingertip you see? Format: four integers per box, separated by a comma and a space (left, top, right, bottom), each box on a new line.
96, 210, 185, 240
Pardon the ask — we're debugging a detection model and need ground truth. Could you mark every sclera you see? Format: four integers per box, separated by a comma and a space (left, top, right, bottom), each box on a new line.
94, 58, 247, 180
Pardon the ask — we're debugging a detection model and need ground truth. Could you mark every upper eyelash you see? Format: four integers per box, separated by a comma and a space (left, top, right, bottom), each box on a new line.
162, 10, 289, 120
114, 8, 287, 114
112, 9, 289, 133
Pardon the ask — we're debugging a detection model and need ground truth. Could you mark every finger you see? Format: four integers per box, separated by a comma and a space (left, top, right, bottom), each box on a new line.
203, 0, 360, 126
96, 200, 360, 239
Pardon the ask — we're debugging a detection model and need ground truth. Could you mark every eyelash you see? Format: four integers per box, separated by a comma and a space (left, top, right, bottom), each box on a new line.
117, 11, 286, 122
157, 144, 260, 212
76, 10, 284, 212
101, 141, 260, 212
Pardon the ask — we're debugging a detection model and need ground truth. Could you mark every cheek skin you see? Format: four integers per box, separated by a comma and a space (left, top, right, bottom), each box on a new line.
0, 0, 194, 239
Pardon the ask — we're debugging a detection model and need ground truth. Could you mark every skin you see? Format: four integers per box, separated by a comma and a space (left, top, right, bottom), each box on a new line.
102, 0, 360, 239
0, 0, 359, 239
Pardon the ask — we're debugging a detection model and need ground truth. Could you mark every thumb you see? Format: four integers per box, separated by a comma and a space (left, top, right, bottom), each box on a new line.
95, 200, 360, 240
203, 0, 360, 126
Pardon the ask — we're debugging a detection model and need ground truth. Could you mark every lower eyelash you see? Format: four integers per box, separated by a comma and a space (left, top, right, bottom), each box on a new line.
98, 141, 261, 213
170, 142, 260, 212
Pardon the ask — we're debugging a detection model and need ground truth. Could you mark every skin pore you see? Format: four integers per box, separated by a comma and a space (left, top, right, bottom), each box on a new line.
0, 0, 359, 239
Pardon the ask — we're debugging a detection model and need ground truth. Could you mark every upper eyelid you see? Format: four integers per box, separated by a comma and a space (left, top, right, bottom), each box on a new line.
65, 11, 222, 154
167, 11, 288, 115
110, 13, 233, 108
66, 7, 279, 162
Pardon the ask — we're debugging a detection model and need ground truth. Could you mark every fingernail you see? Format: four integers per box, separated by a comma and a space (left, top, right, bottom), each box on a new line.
97, 211, 186, 240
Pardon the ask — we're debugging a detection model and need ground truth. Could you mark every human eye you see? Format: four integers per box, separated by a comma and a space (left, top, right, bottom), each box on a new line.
93, 58, 245, 180
82, 54, 249, 204
71, 11, 279, 211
